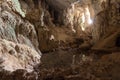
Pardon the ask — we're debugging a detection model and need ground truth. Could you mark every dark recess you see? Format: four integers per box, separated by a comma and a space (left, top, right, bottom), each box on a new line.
33, 0, 39, 8
116, 36, 120, 47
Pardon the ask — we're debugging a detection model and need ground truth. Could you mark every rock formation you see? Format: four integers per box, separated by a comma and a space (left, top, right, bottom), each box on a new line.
92, 0, 120, 51
0, 0, 120, 80
0, 0, 41, 71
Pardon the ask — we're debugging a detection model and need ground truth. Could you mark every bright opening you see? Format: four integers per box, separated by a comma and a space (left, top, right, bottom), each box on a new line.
85, 6, 93, 25
88, 19, 93, 24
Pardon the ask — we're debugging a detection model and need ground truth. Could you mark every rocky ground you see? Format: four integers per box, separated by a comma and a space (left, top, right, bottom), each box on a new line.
0, 48, 120, 80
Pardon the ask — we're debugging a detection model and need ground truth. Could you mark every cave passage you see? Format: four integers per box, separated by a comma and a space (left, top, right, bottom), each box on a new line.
0, 0, 120, 80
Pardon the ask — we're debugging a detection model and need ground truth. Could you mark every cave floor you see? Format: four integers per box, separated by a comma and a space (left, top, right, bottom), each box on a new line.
0, 47, 120, 80
36, 47, 120, 80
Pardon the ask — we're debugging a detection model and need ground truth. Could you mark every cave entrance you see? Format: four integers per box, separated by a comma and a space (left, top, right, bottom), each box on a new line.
116, 36, 120, 47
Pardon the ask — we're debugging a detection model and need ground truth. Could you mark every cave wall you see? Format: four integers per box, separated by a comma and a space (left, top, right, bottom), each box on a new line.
91, 0, 119, 41
0, 0, 119, 72
0, 0, 41, 71
41, 0, 120, 51
92, 0, 120, 50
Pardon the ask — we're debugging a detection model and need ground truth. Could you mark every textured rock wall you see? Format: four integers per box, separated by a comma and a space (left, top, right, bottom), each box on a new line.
18, 0, 120, 52
92, 0, 120, 41
92, 0, 120, 50
19, 0, 57, 52
0, 0, 41, 72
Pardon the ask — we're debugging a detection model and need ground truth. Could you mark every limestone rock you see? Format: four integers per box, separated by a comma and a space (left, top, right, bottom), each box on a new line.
0, 0, 41, 72
0, 39, 40, 72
